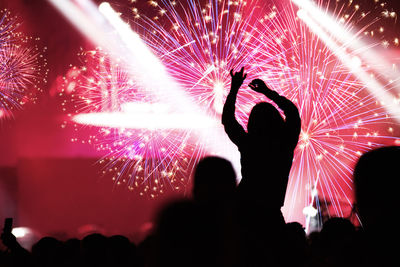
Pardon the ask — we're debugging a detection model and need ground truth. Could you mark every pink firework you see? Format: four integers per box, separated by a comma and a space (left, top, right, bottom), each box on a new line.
0, 9, 47, 119
61, 48, 204, 197
242, 0, 400, 224
64, 0, 400, 223
128, 0, 399, 222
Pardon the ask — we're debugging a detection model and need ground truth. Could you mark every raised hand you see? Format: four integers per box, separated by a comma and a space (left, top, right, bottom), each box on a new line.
248, 79, 269, 93
1, 231, 18, 250
230, 67, 247, 89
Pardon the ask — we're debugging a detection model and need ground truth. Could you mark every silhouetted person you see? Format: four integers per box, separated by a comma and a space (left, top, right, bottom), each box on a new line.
192, 156, 237, 205
153, 200, 219, 267
106, 235, 137, 267
62, 238, 82, 267
222, 67, 301, 209
286, 222, 308, 267
81, 233, 108, 267
1, 228, 31, 267
319, 217, 359, 267
222, 68, 300, 267
192, 156, 238, 267
31, 237, 63, 267
353, 146, 400, 266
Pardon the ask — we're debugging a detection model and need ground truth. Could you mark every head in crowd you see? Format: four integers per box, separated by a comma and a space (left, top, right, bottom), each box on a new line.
247, 102, 284, 138
354, 146, 400, 232
192, 156, 237, 203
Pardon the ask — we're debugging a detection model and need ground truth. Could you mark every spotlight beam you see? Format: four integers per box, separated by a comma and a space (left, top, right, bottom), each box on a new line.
47, 0, 241, 176
291, 0, 400, 93
296, 8, 400, 121
47, 0, 111, 50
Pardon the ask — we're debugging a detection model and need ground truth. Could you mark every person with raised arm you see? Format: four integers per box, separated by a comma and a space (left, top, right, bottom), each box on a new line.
222, 67, 301, 210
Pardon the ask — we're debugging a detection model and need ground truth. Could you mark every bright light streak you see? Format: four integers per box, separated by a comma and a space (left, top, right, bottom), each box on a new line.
98, 2, 166, 83
297, 9, 400, 121
303, 206, 318, 217
291, 0, 400, 92
97, 2, 240, 174
350, 56, 362, 70
47, 0, 109, 48
11, 227, 31, 238
213, 81, 225, 114
303, 170, 320, 233
73, 103, 217, 129
50, 0, 240, 176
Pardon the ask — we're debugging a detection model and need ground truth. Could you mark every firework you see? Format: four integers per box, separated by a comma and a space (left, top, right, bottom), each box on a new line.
61, 0, 262, 197
241, 0, 400, 225
64, 0, 400, 223
61, 48, 207, 197
130, 0, 269, 120
129, 0, 399, 221
0, 9, 47, 119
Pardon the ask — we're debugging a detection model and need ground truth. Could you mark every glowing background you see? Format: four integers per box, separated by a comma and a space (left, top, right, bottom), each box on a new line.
0, 0, 399, 236
55, 0, 400, 226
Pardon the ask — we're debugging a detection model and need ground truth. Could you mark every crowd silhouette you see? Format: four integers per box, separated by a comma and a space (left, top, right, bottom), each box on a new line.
1, 67, 399, 267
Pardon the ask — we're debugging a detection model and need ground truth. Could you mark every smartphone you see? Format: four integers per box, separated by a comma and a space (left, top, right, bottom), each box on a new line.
3, 218, 13, 234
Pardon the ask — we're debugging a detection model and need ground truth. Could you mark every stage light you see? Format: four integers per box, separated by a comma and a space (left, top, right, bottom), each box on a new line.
292, 0, 400, 93
47, 0, 108, 48
73, 103, 217, 129
12, 227, 30, 238
302, 206, 318, 217
297, 8, 400, 121
48, 0, 241, 176
213, 81, 225, 114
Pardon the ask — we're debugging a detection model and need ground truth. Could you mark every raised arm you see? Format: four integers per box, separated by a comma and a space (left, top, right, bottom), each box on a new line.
222, 68, 247, 146
249, 79, 301, 149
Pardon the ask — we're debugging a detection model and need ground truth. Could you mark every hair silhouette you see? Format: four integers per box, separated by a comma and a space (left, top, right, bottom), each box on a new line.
354, 146, 400, 231
222, 69, 301, 209
192, 156, 236, 204
353, 146, 400, 266
247, 102, 284, 138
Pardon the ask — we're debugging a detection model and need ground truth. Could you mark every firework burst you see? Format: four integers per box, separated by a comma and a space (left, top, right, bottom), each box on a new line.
61, 48, 206, 197
0, 9, 47, 119
61, 0, 264, 197
128, 0, 399, 221
241, 0, 400, 224
64, 0, 400, 223
132, 0, 265, 119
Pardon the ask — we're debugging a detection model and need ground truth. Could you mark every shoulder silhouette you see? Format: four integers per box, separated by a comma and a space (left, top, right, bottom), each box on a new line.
222, 68, 301, 209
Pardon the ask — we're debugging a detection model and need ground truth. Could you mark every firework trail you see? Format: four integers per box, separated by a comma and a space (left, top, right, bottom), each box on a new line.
64, 0, 400, 222
133, 0, 264, 121
132, 0, 399, 221
0, 9, 47, 119
242, 0, 400, 224
121, 0, 398, 219
61, 48, 206, 197
61, 0, 264, 197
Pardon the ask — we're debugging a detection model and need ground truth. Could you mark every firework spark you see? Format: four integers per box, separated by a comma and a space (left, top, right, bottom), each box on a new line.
0, 9, 47, 119
129, 0, 399, 222
60, 48, 208, 197
243, 0, 400, 225
63, 0, 400, 224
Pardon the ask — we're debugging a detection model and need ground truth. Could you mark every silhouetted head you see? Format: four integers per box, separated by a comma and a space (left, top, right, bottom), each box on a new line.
320, 217, 356, 247
31, 237, 63, 267
193, 156, 236, 203
107, 235, 136, 266
286, 222, 306, 245
155, 200, 215, 267
81, 233, 108, 266
354, 146, 400, 232
247, 102, 284, 137
320, 218, 357, 265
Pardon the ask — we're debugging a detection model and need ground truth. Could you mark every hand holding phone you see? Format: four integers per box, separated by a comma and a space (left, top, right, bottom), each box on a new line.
1, 218, 18, 249
4, 218, 13, 234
